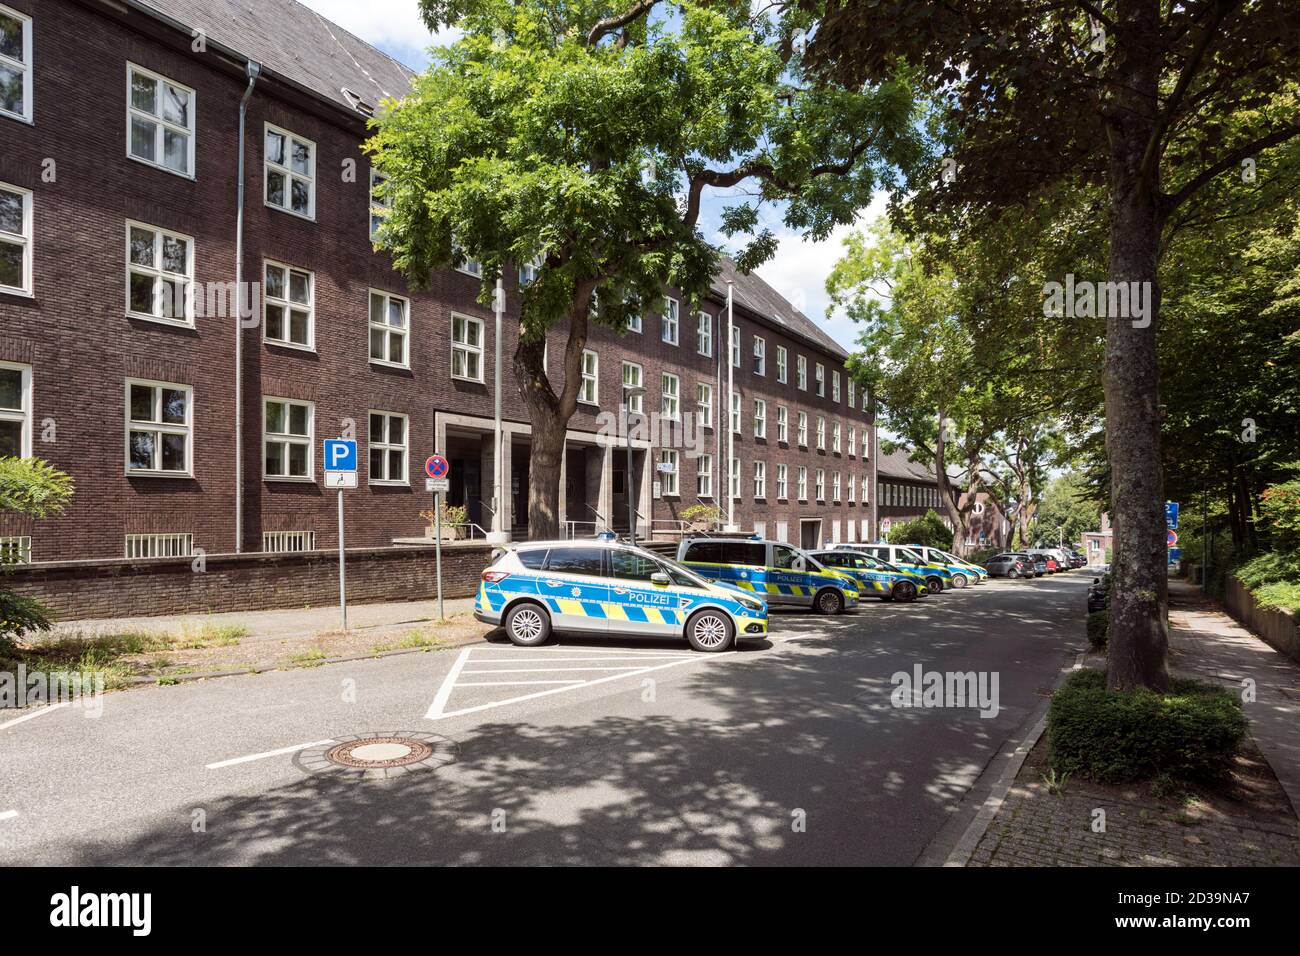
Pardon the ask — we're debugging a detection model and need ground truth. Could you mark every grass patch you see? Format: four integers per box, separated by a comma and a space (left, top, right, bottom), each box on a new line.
1048, 668, 1248, 784
172, 622, 248, 649
286, 650, 327, 668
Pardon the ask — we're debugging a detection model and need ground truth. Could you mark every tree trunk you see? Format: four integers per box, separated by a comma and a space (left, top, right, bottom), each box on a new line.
1103, 0, 1170, 692
514, 285, 595, 541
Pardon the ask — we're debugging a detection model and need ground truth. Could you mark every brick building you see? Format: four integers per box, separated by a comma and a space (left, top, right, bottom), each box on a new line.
0, 0, 876, 564
874, 448, 944, 539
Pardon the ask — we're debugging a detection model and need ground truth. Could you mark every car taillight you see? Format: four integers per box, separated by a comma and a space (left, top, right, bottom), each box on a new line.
482, 570, 510, 583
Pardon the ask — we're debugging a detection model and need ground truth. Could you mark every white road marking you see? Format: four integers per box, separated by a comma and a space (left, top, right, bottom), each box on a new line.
462, 665, 692, 673
424, 646, 473, 719
0, 810, 18, 821
205, 739, 336, 770
462, 655, 693, 663
426, 654, 716, 721
457, 680, 586, 686
0, 702, 70, 731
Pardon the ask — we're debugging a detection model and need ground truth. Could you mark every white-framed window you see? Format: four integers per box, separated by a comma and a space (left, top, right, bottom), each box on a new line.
848, 379, 856, 409
776, 405, 788, 443
862, 429, 870, 459
729, 456, 741, 500
848, 426, 857, 458
453, 241, 482, 277
263, 261, 314, 349
369, 290, 410, 367
816, 416, 826, 451
730, 326, 741, 367
126, 221, 193, 326
753, 460, 766, 499
659, 449, 678, 496
753, 399, 766, 439
263, 531, 315, 553
815, 468, 826, 502
797, 411, 808, 447
579, 349, 599, 404
797, 355, 807, 390
127, 64, 195, 178
775, 463, 788, 500
622, 362, 644, 414
369, 169, 390, 241
697, 453, 713, 498
832, 471, 841, 502
832, 371, 841, 403
863, 390, 870, 412
0, 181, 32, 296
519, 256, 542, 288
661, 296, 679, 345
815, 363, 825, 397
0, 535, 30, 563
661, 372, 680, 421
776, 345, 788, 384
368, 411, 408, 484
264, 397, 313, 480
451, 313, 484, 382
832, 422, 842, 454
848, 474, 856, 503
730, 391, 741, 433
797, 466, 807, 502
696, 382, 712, 428
125, 379, 191, 476
696, 312, 712, 356
264, 123, 315, 218
753, 336, 766, 376
0, 360, 31, 457
125, 533, 192, 559
0, 4, 32, 123
626, 310, 642, 333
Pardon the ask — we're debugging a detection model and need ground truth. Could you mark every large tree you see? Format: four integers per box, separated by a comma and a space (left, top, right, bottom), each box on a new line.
367, 0, 921, 537
805, 0, 1300, 690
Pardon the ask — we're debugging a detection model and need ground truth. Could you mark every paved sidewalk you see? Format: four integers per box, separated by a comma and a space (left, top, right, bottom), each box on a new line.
49, 597, 477, 644
967, 579, 1300, 867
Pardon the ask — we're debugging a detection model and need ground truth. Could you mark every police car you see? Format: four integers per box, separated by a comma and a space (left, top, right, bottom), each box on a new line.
475, 535, 768, 653
809, 549, 928, 602
903, 545, 987, 588
676, 537, 861, 614
844, 543, 951, 593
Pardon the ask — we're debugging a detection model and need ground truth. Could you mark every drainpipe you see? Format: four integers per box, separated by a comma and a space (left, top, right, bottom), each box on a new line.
487, 278, 508, 544
234, 61, 261, 553
724, 281, 738, 533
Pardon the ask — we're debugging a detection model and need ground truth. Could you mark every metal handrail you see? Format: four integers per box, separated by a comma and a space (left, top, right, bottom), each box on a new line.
444, 522, 490, 540
564, 520, 598, 539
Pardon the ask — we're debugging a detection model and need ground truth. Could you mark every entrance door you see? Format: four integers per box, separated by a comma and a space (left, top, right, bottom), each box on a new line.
800, 519, 822, 550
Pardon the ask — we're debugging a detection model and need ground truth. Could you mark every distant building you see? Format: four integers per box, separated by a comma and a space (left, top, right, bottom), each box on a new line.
1082, 514, 1113, 566
875, 449, 945, 539
957, 491, 1010, 551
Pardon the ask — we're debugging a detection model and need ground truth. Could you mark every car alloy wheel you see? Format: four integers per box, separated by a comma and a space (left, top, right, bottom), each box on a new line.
687, 611, 733, 652
950, 573, 968, 589
817, 589, 844, 614
505, 603, 550, 646
895, 581, 917, 602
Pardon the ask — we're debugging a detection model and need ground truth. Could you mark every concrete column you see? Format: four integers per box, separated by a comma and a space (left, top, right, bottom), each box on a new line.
499, 436, 513, 536
557, 443, 568, 536
591, 444, 610, 531
638, 446, 652, 539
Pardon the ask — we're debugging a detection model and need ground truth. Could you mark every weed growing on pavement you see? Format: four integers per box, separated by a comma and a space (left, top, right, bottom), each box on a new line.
286, 650, 327, 668
1041, 768, 1070, 795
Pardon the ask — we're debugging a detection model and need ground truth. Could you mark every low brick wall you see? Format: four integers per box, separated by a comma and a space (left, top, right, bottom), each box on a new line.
3, 543, 494, 621
1222, 575, 1300, 665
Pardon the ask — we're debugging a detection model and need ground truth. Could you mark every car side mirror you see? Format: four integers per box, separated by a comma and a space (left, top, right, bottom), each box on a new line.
1092, 578, 1100, 585
650, 572, 670, 587
793, 559, 806, 571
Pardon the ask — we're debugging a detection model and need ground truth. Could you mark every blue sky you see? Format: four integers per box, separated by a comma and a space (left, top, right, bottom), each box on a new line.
295, 0, 879, 354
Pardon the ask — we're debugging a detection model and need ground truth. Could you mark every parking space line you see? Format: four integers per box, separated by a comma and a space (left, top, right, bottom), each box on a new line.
205, 739, 336, 770
461, 665, 693, 673
458, 680, 586, 686
462, 655, 694, 663
0, 702, 70, 731
426, 653, 715, 721
0, 811, 18, 822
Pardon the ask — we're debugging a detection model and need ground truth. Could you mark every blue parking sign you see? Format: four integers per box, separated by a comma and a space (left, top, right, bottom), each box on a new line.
1165, 501, 1179, 530
323, 439, 357, 472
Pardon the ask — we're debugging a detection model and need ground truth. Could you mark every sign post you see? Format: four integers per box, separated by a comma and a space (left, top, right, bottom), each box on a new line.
425, 454, 451, 622
324, 439, 358, 630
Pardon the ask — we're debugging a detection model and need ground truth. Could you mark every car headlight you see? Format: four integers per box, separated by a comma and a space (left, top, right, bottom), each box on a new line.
737, 595, 764, 613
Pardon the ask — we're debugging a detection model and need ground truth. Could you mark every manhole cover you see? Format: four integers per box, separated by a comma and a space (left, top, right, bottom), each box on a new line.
294, 732, 457, 780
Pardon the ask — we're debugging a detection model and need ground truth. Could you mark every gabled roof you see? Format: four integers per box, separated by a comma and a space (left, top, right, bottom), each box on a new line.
136, 0, 415, 114
712, 258, 849, 360
876, 447, 937, 483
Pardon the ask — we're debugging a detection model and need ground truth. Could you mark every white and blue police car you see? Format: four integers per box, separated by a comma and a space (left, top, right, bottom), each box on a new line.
475, 535, 768, 653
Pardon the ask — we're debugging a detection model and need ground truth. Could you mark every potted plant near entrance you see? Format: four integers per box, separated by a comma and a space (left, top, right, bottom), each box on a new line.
420, 501, 469, 541
681, 503, 724, 534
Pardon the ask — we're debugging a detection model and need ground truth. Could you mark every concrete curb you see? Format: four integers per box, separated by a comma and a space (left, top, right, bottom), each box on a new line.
918, 650, 1085, 867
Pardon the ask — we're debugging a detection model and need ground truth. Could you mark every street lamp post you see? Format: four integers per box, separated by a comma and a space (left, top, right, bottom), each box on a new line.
487, 277, 509, 545
622, 384, 646, 545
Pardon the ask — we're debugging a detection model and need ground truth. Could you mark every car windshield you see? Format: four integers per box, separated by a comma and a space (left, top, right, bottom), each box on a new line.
898, 548, 925, 564
648, 549, 716, 589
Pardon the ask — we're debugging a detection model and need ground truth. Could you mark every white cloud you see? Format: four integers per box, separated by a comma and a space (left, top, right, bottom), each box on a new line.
295, 0, 458, 70
752, 191, 889, 354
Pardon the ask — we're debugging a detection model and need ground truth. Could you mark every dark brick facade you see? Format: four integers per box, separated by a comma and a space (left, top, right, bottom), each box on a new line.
0, 0, 877, 573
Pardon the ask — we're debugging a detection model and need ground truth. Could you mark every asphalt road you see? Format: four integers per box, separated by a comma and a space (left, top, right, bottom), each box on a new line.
0, 572, 1091, 866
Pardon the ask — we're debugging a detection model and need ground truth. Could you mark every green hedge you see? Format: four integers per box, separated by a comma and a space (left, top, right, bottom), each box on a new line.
1048, 668, 1247, 783
1086, 610, 1109, 649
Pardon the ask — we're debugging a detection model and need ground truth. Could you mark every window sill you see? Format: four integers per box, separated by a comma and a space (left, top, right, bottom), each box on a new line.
128, 154, 195, 181
264, 475, 315, 483
369, 479, 409, 488
0, 110, 33, 126
0, 286, 34, 299
264, 200, 316, 222
125, 470, 193, 479
370, 359, 411, 371
265, 339, 317, 354
451, 374, 486, 385
127, 312, 195, 329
